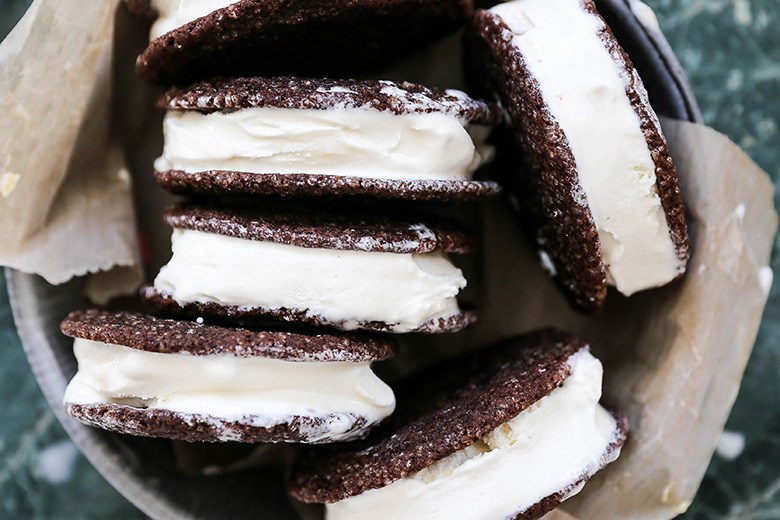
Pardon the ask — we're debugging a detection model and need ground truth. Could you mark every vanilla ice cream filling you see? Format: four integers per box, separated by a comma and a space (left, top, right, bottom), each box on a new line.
154, 107, 494, 182
153, 229, 467, 332
64, 338, 395, 441
326, 348, 620, 520
149, 0, 237, 39
492, 0, 683, 296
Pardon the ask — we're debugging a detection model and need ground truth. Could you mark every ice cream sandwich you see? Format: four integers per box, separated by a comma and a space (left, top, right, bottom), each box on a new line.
62, 310, 397, 443
152, 77, 502, 201
141, 203, 477, 333
289, 329, 628, 519
134, 0, 474, 84
466, 0, 689, 313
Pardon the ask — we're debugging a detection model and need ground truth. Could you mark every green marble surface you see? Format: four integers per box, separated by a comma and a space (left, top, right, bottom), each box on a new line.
1, 0, 778, 519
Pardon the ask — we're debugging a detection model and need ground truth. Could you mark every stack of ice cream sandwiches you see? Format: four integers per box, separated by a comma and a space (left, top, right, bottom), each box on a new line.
65, 0, 505, 448
60, 0, 696, 518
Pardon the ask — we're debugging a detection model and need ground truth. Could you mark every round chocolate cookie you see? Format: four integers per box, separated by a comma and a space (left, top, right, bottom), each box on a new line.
160, 203, 478, 254
289, 329, 629, 519
142, 203, 478, 334
465, 0, 689, 313
62, 310, 398, 444
140, 288, 478, 335
158, 77, 504, 122
135, 0, 473, 85
61, 309, 398, 362
154, 77, 503, 202
66, 403, 378, 444
154, 170, 502, 202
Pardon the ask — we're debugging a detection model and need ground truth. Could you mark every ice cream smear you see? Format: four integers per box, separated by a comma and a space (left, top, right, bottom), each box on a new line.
64, 338, 395, 441
326, 348, 622, 520
491, 0, 684, 295
155, 107, 493, 182
153, 228, 468, 333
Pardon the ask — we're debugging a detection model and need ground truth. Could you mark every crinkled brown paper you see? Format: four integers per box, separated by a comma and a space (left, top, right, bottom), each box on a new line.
0, 1, 776, 519
470, 117, 777, 520
0, 0, 141, 303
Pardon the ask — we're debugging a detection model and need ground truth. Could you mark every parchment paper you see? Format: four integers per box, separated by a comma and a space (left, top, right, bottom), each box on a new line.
468, 118, 777, 520
0, 0, 141, 303
567, 120, 776, 519
2, 2, 778, 519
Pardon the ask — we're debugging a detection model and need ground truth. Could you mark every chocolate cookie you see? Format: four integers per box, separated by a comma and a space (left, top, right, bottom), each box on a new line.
62, 310, 398, 443
141, 203, 478, 333
466, 0, 689, 313
153, 77, 502, 202
136, 0, 473, 85
157, 77, 503, 121
61, 309, 397, 361
289, 329, 628, 520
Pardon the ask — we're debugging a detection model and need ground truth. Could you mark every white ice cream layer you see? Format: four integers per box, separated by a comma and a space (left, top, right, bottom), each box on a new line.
64, 338, 395, 441
326, 348, 620, 520
149, 0, 236, 40
153, 229, 467, 333
154, 107, 494, 182
491, 0, 683, 296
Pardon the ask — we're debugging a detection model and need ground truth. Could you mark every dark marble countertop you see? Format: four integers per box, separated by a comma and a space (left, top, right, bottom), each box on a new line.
1, 0, 778, 518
